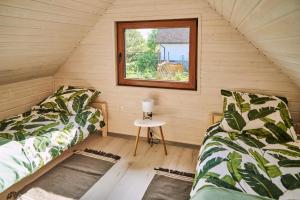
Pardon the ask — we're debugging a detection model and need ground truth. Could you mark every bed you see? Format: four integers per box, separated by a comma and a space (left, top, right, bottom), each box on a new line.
0, 86, 107, 195
190, 90, 300, 200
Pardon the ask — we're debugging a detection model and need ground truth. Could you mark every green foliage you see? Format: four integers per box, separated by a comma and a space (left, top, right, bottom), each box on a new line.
70, 133, 78, 147
72, 94, 89, 113
193, 157, 224, 189
222, 175, 235, 185
237, 134, 265, 148
40, 102, 58, 110
124, 29, 188, 81
0, 97, 106, 193
246, 128, 272, 139
68, 90, 86, 101
0, 137, 11, 145
249, 95, 275, 105
248, 107, 277, 121
50, 147, 61, 158
281, 173, 300, 190
0, 121, 14, 131
100, 120, 106, 128
202, 142, 222, 151
125, 30, 146, 63
249, 149, 281, 178
32, 116, 55, 122
14, 131, 26, 140
136, 51, 158, 74
223, 97, 227, 112
238, 163, 283, 199
147, 29, 158, 50
59, 112, 69, 125
206, 176, 242, 192
75, 111, 91, 127
221, 90, 232, 97
278, 159, 300, 167
212, 136, 248, 154
88, 110, 100, 124
200, 146, 226, 162
227, 151, 242, 182
87, 124, 96, 134
284, 143, 300, 152
24, 124, 45, 129
0, 133, 13, 140
125, 29, 158, 79
54, 96, 68, 113
265, 148, 300, 158
224, 110, 246, 131
32, 122, 60, 136
233, 92, 250, 113
265, 122, 294, 142
12, 155, 33, 173
78, 127, 84, 142
260, 117, 276, 124
34, 137, 50, 152
278, 102, 293, 128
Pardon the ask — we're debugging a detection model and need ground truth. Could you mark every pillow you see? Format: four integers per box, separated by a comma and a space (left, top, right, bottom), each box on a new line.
220, 89, 296, 142
74, 106, 105, 134
33, 86, 100, 115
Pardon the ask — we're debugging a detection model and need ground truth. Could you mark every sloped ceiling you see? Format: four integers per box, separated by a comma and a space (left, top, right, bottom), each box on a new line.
207, 0, 300, 87
1, 0, 299, 88
0, 0, 114, 85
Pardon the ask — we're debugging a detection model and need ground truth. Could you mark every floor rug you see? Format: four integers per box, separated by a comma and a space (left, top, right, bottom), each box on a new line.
12, 149, 120, 200
142, 167, 195, 200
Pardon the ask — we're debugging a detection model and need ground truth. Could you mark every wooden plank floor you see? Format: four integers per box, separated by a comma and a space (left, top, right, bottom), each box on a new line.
0, 135, 199, 200
81, 135, 199, 200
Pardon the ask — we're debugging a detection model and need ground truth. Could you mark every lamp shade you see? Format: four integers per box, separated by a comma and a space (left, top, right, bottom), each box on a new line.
142, 99, 154, 113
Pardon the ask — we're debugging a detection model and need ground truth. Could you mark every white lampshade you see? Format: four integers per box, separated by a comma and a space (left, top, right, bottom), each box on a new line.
142, 99, 154, 113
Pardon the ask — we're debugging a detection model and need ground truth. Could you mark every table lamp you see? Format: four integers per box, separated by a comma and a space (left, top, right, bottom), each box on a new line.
142, 99, 154, 120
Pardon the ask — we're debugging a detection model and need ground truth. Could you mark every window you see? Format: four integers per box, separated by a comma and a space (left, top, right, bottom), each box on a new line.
116, 18, 198, 90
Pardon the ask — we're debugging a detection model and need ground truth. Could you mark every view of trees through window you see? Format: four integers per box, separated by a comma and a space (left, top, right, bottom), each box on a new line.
125, 28, 190, 82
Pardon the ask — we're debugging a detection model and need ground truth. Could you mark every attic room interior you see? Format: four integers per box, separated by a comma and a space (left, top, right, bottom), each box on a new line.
0, 0, 300, 200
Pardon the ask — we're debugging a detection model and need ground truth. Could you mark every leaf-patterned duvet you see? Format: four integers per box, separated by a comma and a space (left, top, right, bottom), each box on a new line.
191, 123, 300, 200
0, 107, 104, 193
191, 90, 300, 200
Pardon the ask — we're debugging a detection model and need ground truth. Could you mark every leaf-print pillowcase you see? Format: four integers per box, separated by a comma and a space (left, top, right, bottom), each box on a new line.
33, 86, 100, 115
74, 106, 105, 134
220, 90, 296, 142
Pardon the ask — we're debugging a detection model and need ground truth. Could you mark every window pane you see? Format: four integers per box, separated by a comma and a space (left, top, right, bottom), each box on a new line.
125, 28, 190, 82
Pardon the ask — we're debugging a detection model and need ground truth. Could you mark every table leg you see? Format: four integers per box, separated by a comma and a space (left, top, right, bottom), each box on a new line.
159, 126, 168, 155
147, 127, 150, 144
134, 126, 141, 156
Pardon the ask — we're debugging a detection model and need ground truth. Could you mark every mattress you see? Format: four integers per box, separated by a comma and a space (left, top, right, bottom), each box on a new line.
191, 123, 300, 200
0, 108, 104, 193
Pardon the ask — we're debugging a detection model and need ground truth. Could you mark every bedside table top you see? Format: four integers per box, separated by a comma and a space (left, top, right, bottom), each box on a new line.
134, 119, 166, 127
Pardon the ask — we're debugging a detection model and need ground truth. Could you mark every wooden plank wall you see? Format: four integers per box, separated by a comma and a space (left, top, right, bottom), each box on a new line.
0, 0, 113, 85
0, 77, 53, 120
54, 0, 300, 144
208, 0, 300, 87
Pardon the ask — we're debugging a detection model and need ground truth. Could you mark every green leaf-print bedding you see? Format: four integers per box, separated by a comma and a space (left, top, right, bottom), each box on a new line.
191, 123, 300, 200
220, 90, 297, 142
0, 106, 105, 193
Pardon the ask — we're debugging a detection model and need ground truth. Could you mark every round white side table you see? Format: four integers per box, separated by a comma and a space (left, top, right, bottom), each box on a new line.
133, 119, 167, 156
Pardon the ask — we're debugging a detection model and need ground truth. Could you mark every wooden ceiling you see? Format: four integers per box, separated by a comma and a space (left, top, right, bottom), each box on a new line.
207, 0, 300, 87
0, 0, 114, 85
0, 0, 299, 89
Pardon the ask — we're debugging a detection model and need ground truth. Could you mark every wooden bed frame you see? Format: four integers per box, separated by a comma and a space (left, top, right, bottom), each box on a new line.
92, 101, 108, 137
0, 102, 109, 199
211, 112, 223, 124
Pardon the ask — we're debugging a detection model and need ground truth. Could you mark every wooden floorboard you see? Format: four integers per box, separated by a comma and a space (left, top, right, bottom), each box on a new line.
82, 135, 198, 200
0, 135, 199, 200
